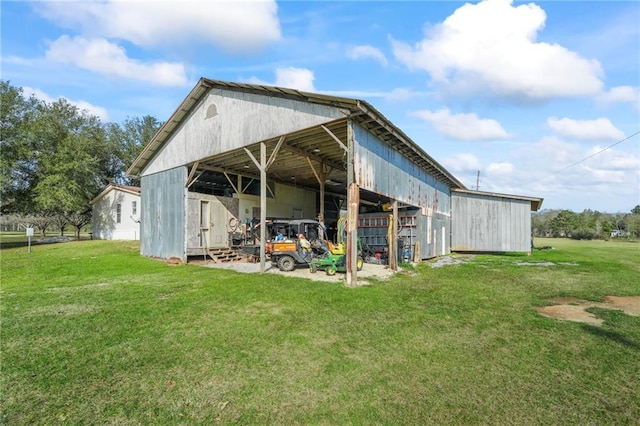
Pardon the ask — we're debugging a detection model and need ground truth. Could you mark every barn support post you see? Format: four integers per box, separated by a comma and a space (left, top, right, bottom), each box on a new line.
346, 118, 358, 287
244, 139, 285, 272
306, 157, 326, 238
390, 200, 399, 271
244, 143, 268, 273
260, 143, 267, 272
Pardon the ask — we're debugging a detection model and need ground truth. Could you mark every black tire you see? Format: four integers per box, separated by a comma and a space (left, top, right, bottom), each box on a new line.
326, 265, 337, 276
310, 264, 318, 273
357, 256, 364, 271
278, 255, 296, 272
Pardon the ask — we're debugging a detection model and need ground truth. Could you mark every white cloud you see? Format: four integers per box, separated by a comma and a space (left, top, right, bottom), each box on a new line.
46, 36, 187, 87
584, 145, 640, 173
597, 86, 640, 109
23, 86, 109, 121
476, 136, 640, 211
323, 89, 389, 98
487, 162, 514, 175
347, 45, 388, 67
275, 67, 316, 92
547, 117, 625, 141
442, 153, 481, 172
245, 67, 316, 92
391, 0, 603, 102
35, 0, 281, 53
413, 108, 509, 141
383, 88, 432, 102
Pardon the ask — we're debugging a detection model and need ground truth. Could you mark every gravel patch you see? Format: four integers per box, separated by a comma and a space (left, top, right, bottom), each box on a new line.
194, 260, 396, 284
428, 255, 474, 268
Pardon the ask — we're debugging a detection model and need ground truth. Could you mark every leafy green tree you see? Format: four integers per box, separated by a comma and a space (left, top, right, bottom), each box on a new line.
106, 115, 162, 185
532, 213, 551, 237
549, 210, 579, 237
601, 217, 614, 238
1, 81, 161, 238
631, 205, 640, 215
31, 100, 114, 216
0, 81, 42, 213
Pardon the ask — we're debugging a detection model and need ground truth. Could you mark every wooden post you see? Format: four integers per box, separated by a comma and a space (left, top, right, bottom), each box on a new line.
346, 119, 358, 287
319, 167, 325, 238
306, 158, 326, 239
260, 143, 267, 273
390, 200, 398, 271
243, 144, 268, 273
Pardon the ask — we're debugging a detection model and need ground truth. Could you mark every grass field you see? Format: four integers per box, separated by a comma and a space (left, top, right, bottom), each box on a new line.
1, 238, 638, 424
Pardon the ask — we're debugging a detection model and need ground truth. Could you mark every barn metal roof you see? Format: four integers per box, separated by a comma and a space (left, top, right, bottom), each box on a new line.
127, 78, 466, 196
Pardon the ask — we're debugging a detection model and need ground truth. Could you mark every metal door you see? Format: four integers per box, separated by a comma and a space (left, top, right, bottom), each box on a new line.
209, 201, 227, 248
200, 200, 210, 247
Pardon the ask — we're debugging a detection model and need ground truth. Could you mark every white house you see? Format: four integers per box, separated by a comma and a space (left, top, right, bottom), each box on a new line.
91, 184, 141, 240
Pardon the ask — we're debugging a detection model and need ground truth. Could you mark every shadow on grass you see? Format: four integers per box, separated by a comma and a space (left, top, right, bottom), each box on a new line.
0, 236, 79, 250
581, 324, 640, 350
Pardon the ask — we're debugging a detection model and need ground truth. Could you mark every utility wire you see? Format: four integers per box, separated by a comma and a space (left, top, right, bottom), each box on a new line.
518, 130, 640, 188
552, 130, 639, 174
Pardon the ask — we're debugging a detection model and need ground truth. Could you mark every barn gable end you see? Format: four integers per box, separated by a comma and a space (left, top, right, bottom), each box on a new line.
140, 88, 346, 177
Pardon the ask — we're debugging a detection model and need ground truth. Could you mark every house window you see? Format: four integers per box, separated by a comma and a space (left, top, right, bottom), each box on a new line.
132, 200, 137, 216
116, 203, 121, 224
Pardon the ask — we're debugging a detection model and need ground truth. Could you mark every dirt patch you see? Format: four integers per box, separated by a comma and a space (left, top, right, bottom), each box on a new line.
603, 296, 640, 316
535, 296, 640, 325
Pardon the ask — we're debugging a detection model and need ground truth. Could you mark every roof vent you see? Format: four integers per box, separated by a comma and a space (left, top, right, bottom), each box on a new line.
205, 104, 218, 119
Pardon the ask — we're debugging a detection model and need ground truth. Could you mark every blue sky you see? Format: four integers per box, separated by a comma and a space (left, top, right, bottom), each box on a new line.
2, 0, 639, 213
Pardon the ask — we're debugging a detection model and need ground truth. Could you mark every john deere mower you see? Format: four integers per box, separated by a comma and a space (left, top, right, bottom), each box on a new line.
308, 240, 364, 276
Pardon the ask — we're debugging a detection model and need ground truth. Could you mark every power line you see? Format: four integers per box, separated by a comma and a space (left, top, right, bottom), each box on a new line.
552, 130, 639, 175
519, 130, 640, 188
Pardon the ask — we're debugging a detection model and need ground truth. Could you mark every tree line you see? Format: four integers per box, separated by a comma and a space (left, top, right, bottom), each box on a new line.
533, 207, 640, 240
0, 81, 162, 237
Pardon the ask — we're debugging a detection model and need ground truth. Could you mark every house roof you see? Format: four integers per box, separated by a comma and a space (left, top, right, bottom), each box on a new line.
451, 188, 544, 211
126, 78, 465, 192
90, 184, 141, 205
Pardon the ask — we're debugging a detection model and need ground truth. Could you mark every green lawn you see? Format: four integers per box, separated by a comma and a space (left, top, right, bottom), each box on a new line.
1, 238, 639, 424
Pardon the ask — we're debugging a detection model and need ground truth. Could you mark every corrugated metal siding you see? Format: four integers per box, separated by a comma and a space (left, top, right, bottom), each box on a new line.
141, 167, 187, 260
353, 123, 450, 215
415, 212, 450, 258
142, 89, 344, 176
451, 192, 532, 252
353, 123, 451, 257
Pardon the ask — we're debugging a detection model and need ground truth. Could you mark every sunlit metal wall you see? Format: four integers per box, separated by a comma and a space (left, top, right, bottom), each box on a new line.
141, 166, 187, 260
353, 123, 450, 214
353, 123, 452, 257
451, 191, 532, 252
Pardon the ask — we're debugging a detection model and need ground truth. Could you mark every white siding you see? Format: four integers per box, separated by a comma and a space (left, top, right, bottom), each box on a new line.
142, 89, 345, 177
92, 189, 141, 240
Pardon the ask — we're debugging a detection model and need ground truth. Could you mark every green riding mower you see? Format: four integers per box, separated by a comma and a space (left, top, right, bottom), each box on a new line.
308, 240, 364, 276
